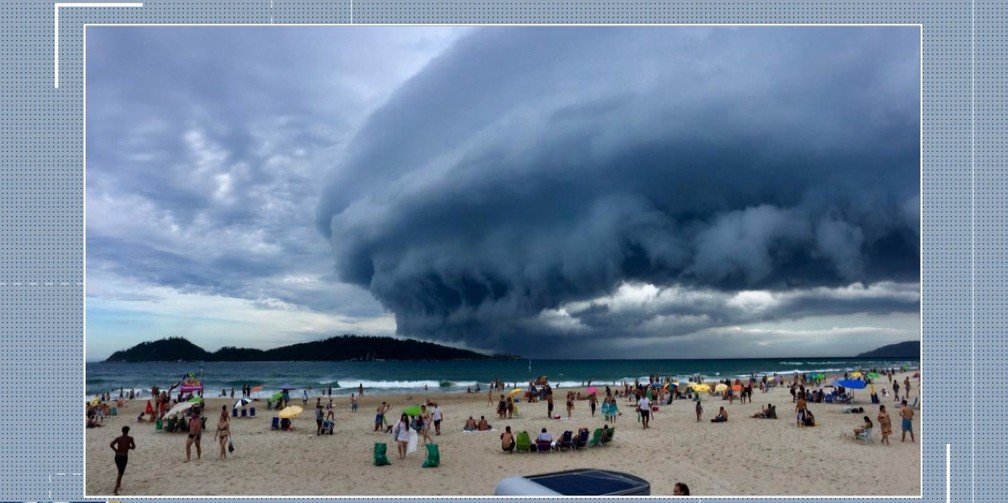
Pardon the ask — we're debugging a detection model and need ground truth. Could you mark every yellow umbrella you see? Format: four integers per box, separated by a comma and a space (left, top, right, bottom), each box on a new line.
690, 383, 711, 393
88, 397, 100, 406
851, 371, 863, 378
278, 405, 303, 419
714, 383, 729, 393
509, 388, 524, 396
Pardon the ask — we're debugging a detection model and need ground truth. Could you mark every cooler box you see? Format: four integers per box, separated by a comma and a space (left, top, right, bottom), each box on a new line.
494, 469, 650, 496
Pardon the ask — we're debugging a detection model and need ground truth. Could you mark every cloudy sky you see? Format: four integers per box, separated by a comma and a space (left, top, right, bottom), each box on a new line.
86, 26, 920, 360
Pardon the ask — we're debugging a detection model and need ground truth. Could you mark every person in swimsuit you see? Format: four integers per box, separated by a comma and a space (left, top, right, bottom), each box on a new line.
109, 426, 135, 495
374, 401, 390, 431
899, 399, 915, 442
185, 408, 202, 462
877, 404, 893, 445
566, 391, 575, 419
589, 393, 598, 417
419, 405, 433, 445
214, 407, 230, 459
500, 425, 516, 452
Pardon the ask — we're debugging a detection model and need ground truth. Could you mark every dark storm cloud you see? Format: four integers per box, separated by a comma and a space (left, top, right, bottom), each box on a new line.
316, 27, 920, 353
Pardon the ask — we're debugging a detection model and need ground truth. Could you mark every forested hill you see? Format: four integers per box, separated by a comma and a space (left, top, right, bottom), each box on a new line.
855, 340, 920, 358
105, 335, 502, 362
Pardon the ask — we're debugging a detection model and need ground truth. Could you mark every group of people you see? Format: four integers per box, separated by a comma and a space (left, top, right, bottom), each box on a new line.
851, 400, 915, 445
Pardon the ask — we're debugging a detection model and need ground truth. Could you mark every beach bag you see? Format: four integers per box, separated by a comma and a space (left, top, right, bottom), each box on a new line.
228, 436, 234, 453
373, 442, 391, 466
407, 429, 418, 455
422, 443, 440, 468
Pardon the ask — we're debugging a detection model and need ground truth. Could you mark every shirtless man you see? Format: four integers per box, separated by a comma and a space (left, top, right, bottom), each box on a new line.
109, 426, 135, 495
374, 401, 391, 432
899, 399, 915, 442
185, 409, 202, 462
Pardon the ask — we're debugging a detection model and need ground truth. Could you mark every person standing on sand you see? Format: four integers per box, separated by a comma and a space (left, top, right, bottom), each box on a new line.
903, 376, 911, 401
638, 393, 651, 429
877, 404, 893, 445
109, 426, 135, 495
350, 393, 358, 413
185, 408, 202, 462
695, 400, 703, 422
214, 407, 230, 459
375, 401, 391, 431
899, 399, 915, 442
589, 393, 598, 417
393, 413, 410, 459
795, 394, 808, 427
545, 384, 554, 418
359, 383, 364, 396
432, 402, 443, 435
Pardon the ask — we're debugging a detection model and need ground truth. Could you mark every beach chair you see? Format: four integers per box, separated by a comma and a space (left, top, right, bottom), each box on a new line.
573, 429, 589, 449
557, 430, 574, 451
855, 427, 873, 444
321, 419, 334, 435
270, 417, 280, 430
535, 438, 554, 453
515, 431, 532, 453
588, 428, 604, 448
601, 427, 615, 445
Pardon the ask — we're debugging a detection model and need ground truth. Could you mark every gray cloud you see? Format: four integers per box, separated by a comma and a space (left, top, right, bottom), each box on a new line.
316, 27, 920, 354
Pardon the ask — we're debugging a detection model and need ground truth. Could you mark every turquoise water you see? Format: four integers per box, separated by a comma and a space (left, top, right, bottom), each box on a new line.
86, 357, 918, 399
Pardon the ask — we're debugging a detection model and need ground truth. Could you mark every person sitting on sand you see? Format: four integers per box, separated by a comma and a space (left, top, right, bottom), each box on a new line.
803, 409, 816, 427
795, 395, 808, 427
500, 425, 516, 452
477, 416, 491, 431
464, 416, 478, 431
711, 406, 727, 423
751, 404, 772, 418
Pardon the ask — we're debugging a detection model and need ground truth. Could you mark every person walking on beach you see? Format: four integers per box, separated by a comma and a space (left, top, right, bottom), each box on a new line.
419, 405, 433, 445
214, 407, 230, 460
350, 393, 358, 413
431, 402, 443, 435
638, 393, 651, 429
185, 408, 202, 462
375, 401, 391, 432
359, 383, 364, 396
109, 426, 135, 495
795, 394, 808, 427
589, 393, 598, 417
392, 413, 410, 459
903, 376, 911, 401
566, 391, 575, 419
899, 399, 915, 442
695, 400, 703, 422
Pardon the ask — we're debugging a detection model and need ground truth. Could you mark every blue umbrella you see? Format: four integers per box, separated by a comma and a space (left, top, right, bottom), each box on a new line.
833, 379, 866, 389
278, 385, 297, 391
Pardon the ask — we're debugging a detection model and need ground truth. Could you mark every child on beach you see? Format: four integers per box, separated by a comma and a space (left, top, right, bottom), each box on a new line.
350, 393, 358, 412
695, 400, 703, 422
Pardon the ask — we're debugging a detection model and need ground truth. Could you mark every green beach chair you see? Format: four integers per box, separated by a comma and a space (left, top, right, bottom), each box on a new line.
588, 428, 604, 448
515, 431, 532, 452
373, 442, 391, 466
602, 426, 615, 445
422, 443, 440, 468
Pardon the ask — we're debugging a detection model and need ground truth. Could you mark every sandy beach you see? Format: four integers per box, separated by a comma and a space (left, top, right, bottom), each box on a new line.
86, 373, 921, 497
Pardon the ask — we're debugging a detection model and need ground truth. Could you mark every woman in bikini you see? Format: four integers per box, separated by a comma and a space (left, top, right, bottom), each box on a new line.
214, 406, 230, 460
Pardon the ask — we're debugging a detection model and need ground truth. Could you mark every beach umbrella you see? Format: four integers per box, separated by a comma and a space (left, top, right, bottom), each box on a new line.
868, 372, 880, 379
251, 385, 263, 392
691, 383, 711, 393
270, 392, 284, 402
279, 384, 297, 391
233, 398, 252, 409
166, 401, 194, 417
509, 388, 524, 396
714, 383, 728, 393
850, 371, 863, 378
833, 379, 866, 389
586, 386, 598, 395
187, 396, 204, 404
402, 404, 422, 417
731, 384, 743, 392
278, 405, 303, 418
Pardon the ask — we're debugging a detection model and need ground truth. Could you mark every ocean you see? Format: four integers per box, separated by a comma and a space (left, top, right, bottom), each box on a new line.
85, 357, 919, 400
